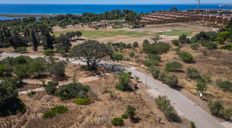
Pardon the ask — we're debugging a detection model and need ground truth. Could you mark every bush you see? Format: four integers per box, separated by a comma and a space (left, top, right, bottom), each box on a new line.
143, 42, 171, 54
28, 58, 47, 78
165, 61, 183, 72
149, 66, 160, 79
196, 78, 207, 93
45, 81, 58, 95
55, 83, 90, 100
179, 34, 190, 44
47, 61, 66, 79
111, 52, 124, 61
178, 51, 194, 63
129, 51, 135, 57
159, 73, 179, 88
111, 117, 124, 126
43, 105, 68, 118
0, 64, 12, 77
172, 39, 180, 46
13, 64, 28, 79
0, 80, 25, 116
208, 100, 232, 121
116, 72, 132, 91
155, 96, 181, 123
222, 44, 232, 51
133, 41, 139, 48
15, 46, 27, 53
190, 122, 197, 128
216, 80, 232, 93
187, 67, 202, 80
74, 97, 91, 105
43, 49, 54, 56
191, 43, 200, 50
204, 42, 217, 49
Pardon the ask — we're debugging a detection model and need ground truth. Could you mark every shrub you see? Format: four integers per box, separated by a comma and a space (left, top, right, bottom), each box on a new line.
143, 42, 171, 54
144, 59, 159, 67
222, 44, 232, 51
196, 78, 207, 93
155, 96, 181, 123
204, 42, 217, 49
45, 81, 58, 95
55, 83, 90, 100
149, 66, 160, 79
47, 61, 66, 79
129, 51, 135, 57
187, 67, 202, 80
28, 58, 47, 78
216, 80, 232, 93
178, 51, 194, 63
111, 52, 124, 61
116, 72, 132, 91
191, 43, 200, 50
179, 34, 190, 44
43, 105, 68, 118
111, 117, 124, 126
133, 41, 139, 48
121, 105, 139, 123
0, 64, 12, 77
161, 73, 179, 88
13, 64, 28, 79
208, 100, 232, 121
0, 80, 25, 116
15, 46, 27, 53
165, 61, 183, 72
153, 42, 171, 54
172, 39, 180, 46
190, 122, 197, 128
43, 49, 54, 56
74, 97, 91, 105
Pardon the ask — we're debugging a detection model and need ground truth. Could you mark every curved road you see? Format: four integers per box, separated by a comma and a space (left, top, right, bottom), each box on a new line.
0, 52, 226, 128
126, 67, 225, 128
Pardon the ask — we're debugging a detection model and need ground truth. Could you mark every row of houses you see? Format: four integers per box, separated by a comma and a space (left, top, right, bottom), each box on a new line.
140, 11, 232, 25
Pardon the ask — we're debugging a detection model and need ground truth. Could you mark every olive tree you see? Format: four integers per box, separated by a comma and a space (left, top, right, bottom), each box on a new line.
71, 40, 112, 70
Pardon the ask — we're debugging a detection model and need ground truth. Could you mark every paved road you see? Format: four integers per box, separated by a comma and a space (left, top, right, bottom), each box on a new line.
0, 52, 226, 128
126, 67, 225, 128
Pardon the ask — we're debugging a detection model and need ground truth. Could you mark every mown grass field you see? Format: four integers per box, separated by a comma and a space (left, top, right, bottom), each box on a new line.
159, 29, 192, 36
53, 29, 149, 38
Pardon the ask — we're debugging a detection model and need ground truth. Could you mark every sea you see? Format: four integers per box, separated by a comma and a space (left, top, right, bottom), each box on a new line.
0, 4, 232, 20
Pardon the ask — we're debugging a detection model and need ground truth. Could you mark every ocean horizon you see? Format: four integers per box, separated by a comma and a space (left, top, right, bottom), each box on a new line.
1, 4, 232, 15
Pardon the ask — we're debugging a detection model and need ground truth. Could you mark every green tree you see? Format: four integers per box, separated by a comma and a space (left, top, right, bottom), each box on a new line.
71, 40, 112, 70
31, 29, 38, 52
0, 80, 25, 116
116, 72, 132, 91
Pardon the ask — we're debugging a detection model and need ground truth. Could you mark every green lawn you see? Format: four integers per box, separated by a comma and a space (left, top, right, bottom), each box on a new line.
54, 29, 149, 38
159, 30, 192, 36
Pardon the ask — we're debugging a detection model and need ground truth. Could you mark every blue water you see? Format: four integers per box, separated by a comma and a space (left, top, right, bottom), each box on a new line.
0, 4, 232, 20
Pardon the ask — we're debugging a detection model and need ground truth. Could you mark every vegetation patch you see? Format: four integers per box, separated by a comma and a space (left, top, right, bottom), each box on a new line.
155, 96, 181, 123
74, 97, 91, 105
159, 29, 192, 36
165, 61, 183, 72
43, 105, 68, 119
111, 117, 124, 126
